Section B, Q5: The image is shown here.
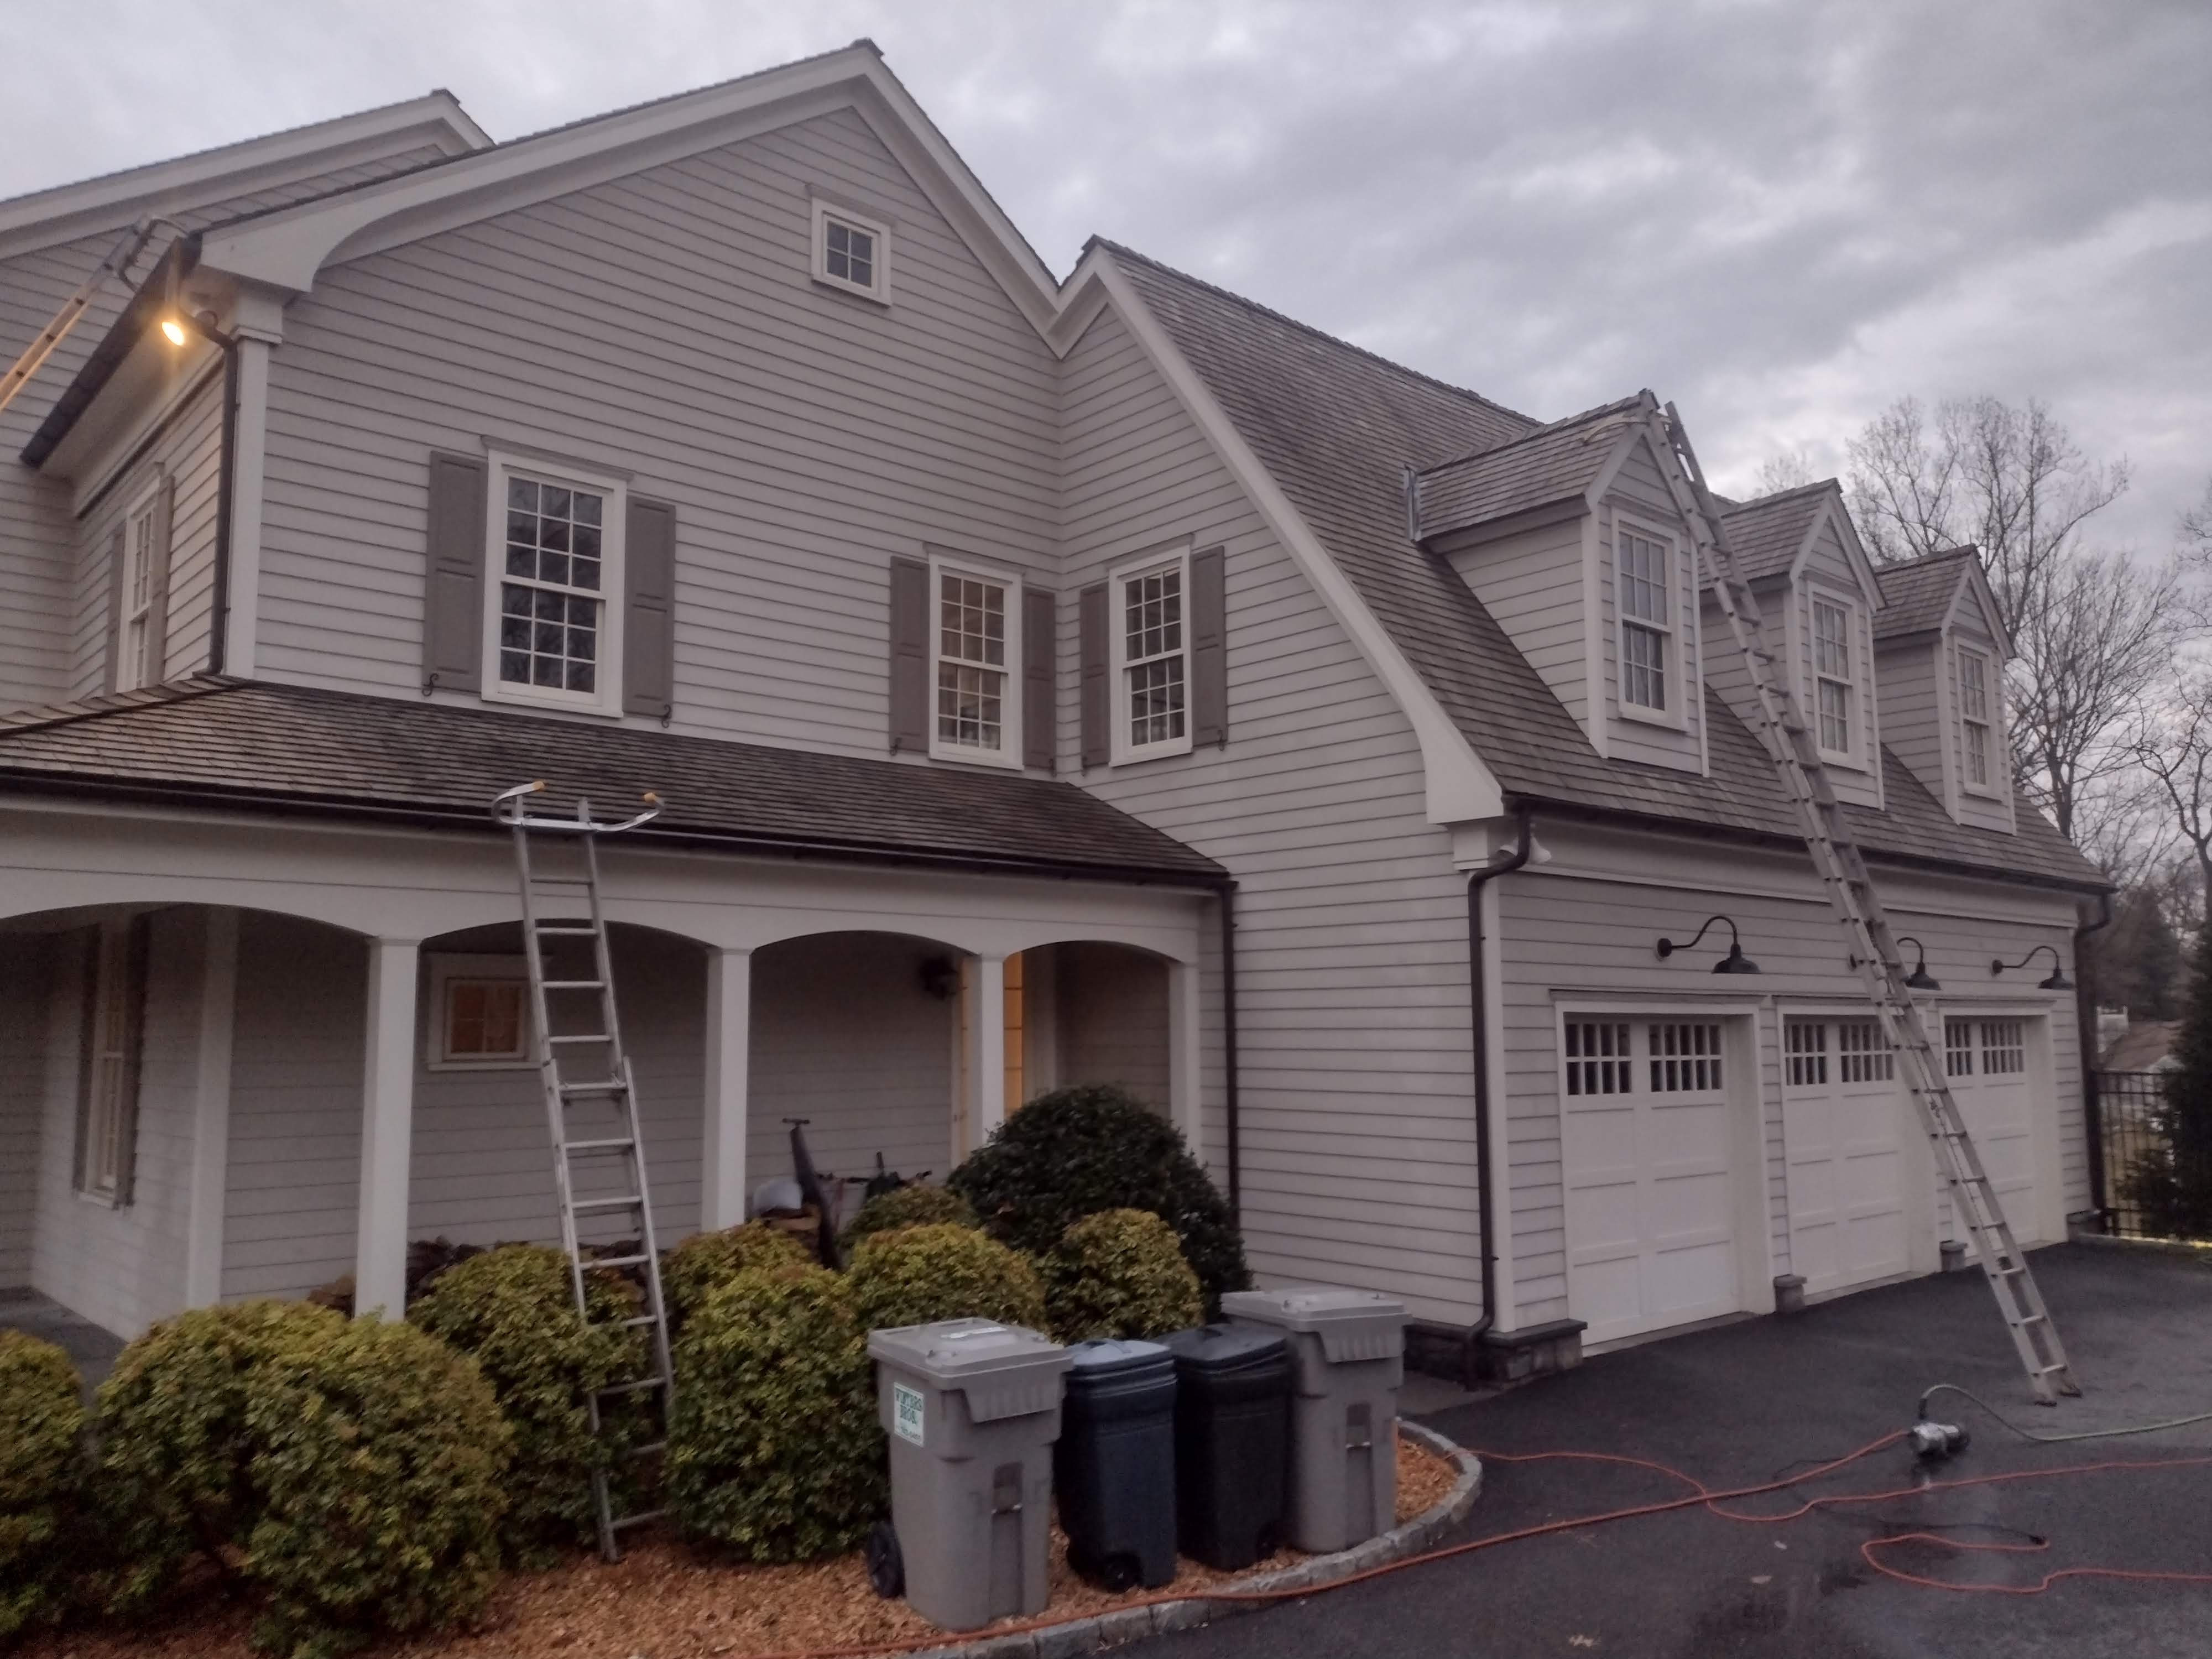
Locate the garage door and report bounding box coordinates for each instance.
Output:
[1943,1016,2040,1248]
[1562,1018,1739,1344]
[1782,1018,1910,1296]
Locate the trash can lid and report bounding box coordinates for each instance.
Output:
[1158,1322,1288,1374]
[867,1317,1071,1382]
[1063,1337,1173,1380]
[1220,1287,1406,1362]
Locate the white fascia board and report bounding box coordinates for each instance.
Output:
[1815,492,1888,611]
[1083,247,1504,826]
[0,93,488,262]
[1949,558,2013,659]
[1577,415,1660,514]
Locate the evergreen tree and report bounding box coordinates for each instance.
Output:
[2125,921,2212,1238]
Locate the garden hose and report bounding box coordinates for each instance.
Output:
[1917,1382,2212,1443]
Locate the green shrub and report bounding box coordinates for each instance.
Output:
[844,1223,1046,1333]
[660,1222,809,1334]
[1040,1208,1206,1343]
[241,1315,510,1658]
[666,1266,883,1562]
[0,1331,84,1641]
[949,1084,1250,1310]
[838,1182,977,1253]
[408,1244,641,1560]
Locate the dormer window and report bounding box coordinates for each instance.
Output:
[1618,526,1672,715]
[1959,646,1996,792]
[812,198,890,302]
[1812,594,1856,761]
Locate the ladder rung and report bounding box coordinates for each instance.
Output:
[544,979,605,990]
[590,1253,652,1270]
[617,1313,659,1328]
[560,1079,628,1096]
[622,1441,667,1460]
[535,922,600,935]
[549,1032,613,1045]
[572,1194,644,1212]
[599,1375,668,1396]
[610,1510,666,1531]
[565,1136,636,1152]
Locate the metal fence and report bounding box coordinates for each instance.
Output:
[2094,1069,2190,1239]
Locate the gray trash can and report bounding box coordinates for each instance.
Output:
[1219,1286,1405,1553]
[867,1319,1072,1631]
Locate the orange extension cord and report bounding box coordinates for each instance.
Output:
[731,1432,2212,1659]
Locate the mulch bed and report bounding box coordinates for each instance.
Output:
[26,1432,1458,1659]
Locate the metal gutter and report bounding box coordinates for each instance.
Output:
[1464,804,1535,1354]
[1220,882,1241,1224]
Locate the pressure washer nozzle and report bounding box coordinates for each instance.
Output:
[1908,1420,1970,1459]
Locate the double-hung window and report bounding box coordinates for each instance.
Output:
[117,483,161,692]
[929,558,1019,766]
[1111,549,1191,763]
[75,916,146,1204]
[1812,594,1856,761]
[483,456,625,715]
[1958,647,1996,792]
[1617,527,1673,716]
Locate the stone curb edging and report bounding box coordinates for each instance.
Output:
[907,1423,1484,1659]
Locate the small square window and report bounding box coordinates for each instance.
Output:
[812,199,891,302]
[429,956,534,1069]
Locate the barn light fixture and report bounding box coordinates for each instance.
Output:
[159,317,188,346]
[1656,915,1760,974]
[1991,943,2070,990]
[1851,936,1940,990]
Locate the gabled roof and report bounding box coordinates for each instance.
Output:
[1871,546,2011,653]
[1411,394,1651,541]
[1721,481,1833,580]
[0,679,1225,887]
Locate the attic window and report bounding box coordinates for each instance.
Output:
[1958,646,1996,792]
[1618,528,1672,714]
[1812,594,1856,761]
[813,199,890,302]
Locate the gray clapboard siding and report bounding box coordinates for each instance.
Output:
[254,108,1063,762]
[1060,302,1484,1325]
[1444,515,1590,733]
[1057,942,1170,1104]
[0,935,51,1286]
[1599,441,1704,771]
[1876,639,1949,808]
[0,140,461,714]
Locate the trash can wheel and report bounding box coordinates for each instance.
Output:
[865,1520,905,1598]
[1093,1553,1140,1593]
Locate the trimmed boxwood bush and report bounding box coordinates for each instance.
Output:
[660,1221,809,1334]
[843,1223,1046,1333]
[838,1182,977,1253]
[949,1084,1250,1309]
[408,1244,641,1560]
[1040,1208,1205,1343]
[666,1266,883,1562]
[1,1330,84,1641]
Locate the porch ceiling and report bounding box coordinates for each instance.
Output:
[0,677,1226,887]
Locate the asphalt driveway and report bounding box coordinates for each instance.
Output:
[1143,1244,2212,1659]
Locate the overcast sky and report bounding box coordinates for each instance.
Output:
[7,0,2205,550]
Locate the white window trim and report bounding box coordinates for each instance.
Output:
[116,477,164,694]
[811,197,893,304]
[926,551,1022,770]
[1613,514,1687,731]
[479,451,628,718]
[1109,543,1195,766]
[1808,586,1863,769]
[1956,643,2002,798]
[427,953,534,1071]
[74,916,140,1207]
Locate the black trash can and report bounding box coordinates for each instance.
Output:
[1053,1338,1178,1590]
[1159,1323,1290,1569]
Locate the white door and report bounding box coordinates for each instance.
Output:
[1562,1018,1739,1344]
[1782,1018,1910,1296]
[1941,1016,2042,1247]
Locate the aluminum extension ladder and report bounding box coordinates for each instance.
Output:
[1656,407,2079,1406]
[494,780,680,1554]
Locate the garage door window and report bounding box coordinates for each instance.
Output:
[1564,1021,1631,1095]
[1650,1022,1722,1092]
[1980,1020,2025,1075]
[1837,1019,1893,1082]
[1945,1019,1975,1076]
[1786,1021,1827,1087]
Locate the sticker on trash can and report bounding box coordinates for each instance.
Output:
[892,1380,925,1446]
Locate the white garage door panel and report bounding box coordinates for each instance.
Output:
[1563,1019,1740,1344]
[1783,1018,1910,1296]
[1943,1017,2041,1251]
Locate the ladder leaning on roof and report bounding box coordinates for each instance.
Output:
[1656,406,2079,1407]
[493,780,677,1556]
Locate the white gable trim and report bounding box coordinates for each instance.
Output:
[1786,491,1886,608]
[0,93,487,262]
[1080,248,1503,825]
[1942,558,2013,658]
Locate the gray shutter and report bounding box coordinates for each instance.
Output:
[1079,581,1109,769]
[142,476,176,684]
[101,525,128,693]
[422,451,487,693]
[889,555,929,753]
[1191,545,1228,749]
[112,917,150,1208]
[1022,586,1055,770]
[623,496,677,721]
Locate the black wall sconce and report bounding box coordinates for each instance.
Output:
[1657,915,1761,974]
[1991,943,2070,990]
[1850,936,1940,990]
[919,956,959,1000]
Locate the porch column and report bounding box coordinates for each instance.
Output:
[1167,958,1203,1155]
[701,946,751,1232]
[354,938,419,1317]
[184,907,240,1308]
[966,952,1008,1152]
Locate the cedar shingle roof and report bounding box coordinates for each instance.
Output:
[0,679,1225,885]
[1874,547,1980,639]
[1107,244,2104,893]
[1412,395,1649,541]
[1720,481,1834,581]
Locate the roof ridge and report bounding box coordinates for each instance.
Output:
[0,675,244,737]
[1094,238,1541,431]
[1720,477,1839,514]
[1414,392,1651,479]
[1874,542,1980,573]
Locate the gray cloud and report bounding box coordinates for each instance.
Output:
[6,0,2204,549]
